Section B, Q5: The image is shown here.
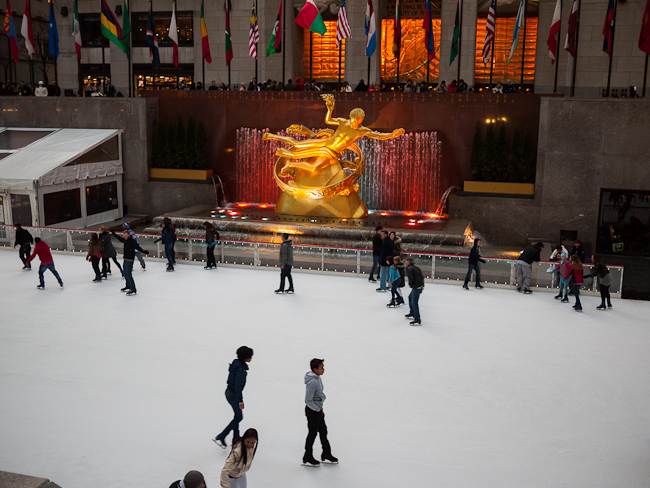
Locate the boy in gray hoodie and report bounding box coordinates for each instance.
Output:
[303,358,338,467]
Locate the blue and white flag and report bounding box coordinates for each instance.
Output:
[364,0,376,57]
[507,0,525,65]
[48,0,59,60]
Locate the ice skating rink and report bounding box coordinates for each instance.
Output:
[2,248,650,488]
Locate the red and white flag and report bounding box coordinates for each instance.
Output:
[564,0,579,56]
[482,0,496,65]
[169,2,179,67]
[21,0,35,58]
[336,0,351,47]
[249,0,259,58]
[547,0,562,64]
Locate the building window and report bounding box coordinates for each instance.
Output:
[474,17,537,85]
[133,64,194,91]
[303,21,343,81]
[80,14,109,47]
[380,18,440,84]
[597,190,650,256]
[86,182,119,216]
[44,189,82,226]
[132,12,193,47]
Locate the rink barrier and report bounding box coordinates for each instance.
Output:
[0,224,624,296]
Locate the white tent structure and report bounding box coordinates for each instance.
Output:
[0,128,123,229]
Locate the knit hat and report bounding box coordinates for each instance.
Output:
[122,221,131,229]
[561,252,567,258]
[182,470,204,488]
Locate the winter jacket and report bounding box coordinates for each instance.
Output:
[564,264,584,285]
[112,232,147,260]
[406,263,425,288]
[570,245,586,263]
[556,258,570,277]
[100,231,117,258]
[391,236,403,255]
[468,239,486,265]
[86,240,102,259]
[396,261,406,287]
[26,240,54,265]
[380,236,394,266]
[304,371,326,412]
[220,442,256,488]
[206,228,219,246]
[518,242,544,265]
[155,222,176,245]
[388,265,401,284]
[584,262,612,287]
[549,245,568,260]
[280,239,294,266]
[372,232,383,256]
[14,227,33,246]
[226,359,249,403]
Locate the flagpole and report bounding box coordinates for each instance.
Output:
[202,58,205,88]
[255,0,258,83]
[519,0,527,90]
[338,44,342,90]
[569,0,581,97]
[367,57,370,85]
[553,0,562,94]
[128,33,132,97]
[310,31,313,82]
[457,0,462,83]
[605,0,618,97]
[489,1,496,90]
[28,0,34,86]
[643,54,648,97]
[281,0,286,85]
[102,43,106,94]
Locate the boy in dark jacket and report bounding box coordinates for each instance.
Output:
[13,223,34,269]
[154,217,176,271]
[112,229,149,296]
[515,241,544,294]
[463,238,486,289]
[405,257,424,326]
[368,226,383,282]
[377,230,394,292]
[214,346,254,448]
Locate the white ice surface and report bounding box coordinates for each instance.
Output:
[1,249,650,488]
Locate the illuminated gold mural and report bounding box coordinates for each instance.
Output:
[303,21,345,81]
[474,18,537,84]
[381,19,441,83]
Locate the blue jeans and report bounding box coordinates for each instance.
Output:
[408,288,423,322]
[390,279,402,302]
[369,255,380,280]
[123,259,135,291]
[164,243,175,268]
[38,263,62,286]
[463,262,480,286]
[379,265,389,290]
[559,278,569,297]
[218,389,243,442]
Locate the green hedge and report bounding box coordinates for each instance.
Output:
[152,114,210,170]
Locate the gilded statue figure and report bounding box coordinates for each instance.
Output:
[263,94,405,219]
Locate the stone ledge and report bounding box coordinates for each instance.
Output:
[0,471,63,488]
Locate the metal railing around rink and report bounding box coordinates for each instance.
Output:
[0,224,624,296]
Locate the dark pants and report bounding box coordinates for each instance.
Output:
[369,255,380,280]
[19,244,31,267]
[102,256,123,276]
[463,262,481,287]
[279,265,293,291]
[573,284,582,309]
[409,288,423,322]
[304,406,331,458]
[91,256,101,278]
[207,243,216,267]
[218,389,243,442]
[164,243,175,268]
[390,279,402,303]
[123,259,136,291]
[599,284,611,306]
[38,263,62,286]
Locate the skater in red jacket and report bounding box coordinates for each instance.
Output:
[25,238,63,289]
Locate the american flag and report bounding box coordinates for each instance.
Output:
[482,0,496,65]
[336,0,352,47]
[249,0,259,58]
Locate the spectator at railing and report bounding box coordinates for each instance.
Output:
[503,79,515,93]
[458,79,468,92]
[34,81,48,97]
[354,79,367,92]
[448,80,458,92]
[296,77,305,91]
[437,80,447,92]
[367,81,379,92]
[18,81,32,96]
[493,82,503,93]
[209,80,218,90]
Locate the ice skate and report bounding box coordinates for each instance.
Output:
[386,300,397,308]
[475,284,484,289]
[607,301,613,309]
[516,286,522,292]
[554,293,562,299]
[212,437,227,449]
[126,290,137,296]
[462,284,469,290]
[285,288,294,294]
[523,288,532,294]
[302,455,320,467]
[121,287,129,292]
[321,454,339,464]
[409,320,422,326]
[37,284,44,290]
[561,296,569,303]
[405,314,413,319]
[596,304,606,310]
[274,289,284,294]
[376,287,387,292]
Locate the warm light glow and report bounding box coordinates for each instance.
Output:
[303,21,343,81]
[406,222,417,226]
[381,19,441,83]
[236,203,249,207]
[259,204,268,208]
[405,212,415,216]
[380,212,390,216]
[228,211,240,216]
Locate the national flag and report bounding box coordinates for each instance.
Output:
[101,0,127,54]
[364,0,376,57]
[640,0,650,55]
[482,0,495,65]
[449,0,460,65]
[121,0,130,59]
[336,0,351,47]
[392,0,400,56]
[602,0,615,55]
[224,0,233,65]
[3,0,19,62]
[547,0,561,64]
[564,0,579,56]
[201,0,212,62]
[21,0,35,58]
[248,0,259,58]
[295,0,327,36]
[168,2,178,67]
[48,0,59,60]
[71,0,81,59]
[266,0,282,56]
[145,2,160,68]
[423,0,434,61]
[507,0,524,65]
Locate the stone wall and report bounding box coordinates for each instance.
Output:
[449,97,650,247]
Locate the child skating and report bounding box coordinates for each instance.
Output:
[386,256,405,307]
[564,255,584,311]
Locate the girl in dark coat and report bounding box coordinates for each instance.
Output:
[584,254,613,310]
[99,225,122,278]
[86,233,103,282]
[204,221,219,269]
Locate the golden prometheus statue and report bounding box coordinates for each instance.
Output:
[263,94,405,219]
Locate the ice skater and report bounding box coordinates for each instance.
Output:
[111,229,149,296]
[463,238,486,289]
[368,225,383,282]
[303,358,338,467]
[25,238,63,289]
[515,241,544,294]
[86,233,103,282]
[554,253,570,301]
[123,222,146,270]
[214,346,254,449]
[220,428,258,488]
[99,225,122,278]
[13,223,33,270]
[155,217,177,272]
[387,256,405,307]
[404,257,424,326]
[275,233,294,294]
[204,221,219,269]
[584,254,612,310]
[169,470,206,488]
[377,230,394,292]
[564,255,584,311]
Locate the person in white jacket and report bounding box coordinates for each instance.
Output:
[220,428,258,488]
[34,81,48,97]
[303,358,338,467]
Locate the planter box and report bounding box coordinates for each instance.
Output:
[150,168,214,180]
[463,181,534,195]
